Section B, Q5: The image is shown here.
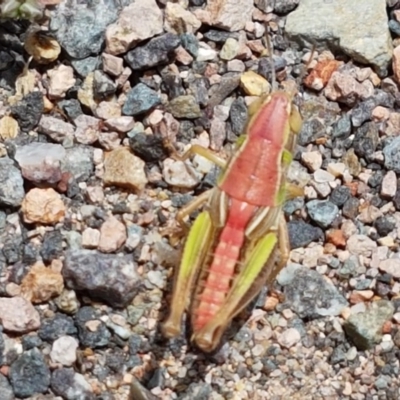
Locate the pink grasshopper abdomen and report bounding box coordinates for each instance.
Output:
[193,198,257,330]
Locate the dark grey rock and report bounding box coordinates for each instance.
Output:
[51,368,94,400]
[0,374,13,400]
[167,95,201,119]
[203,30,239,43]
[368,169,384,188]
[342,197,359,219]
[287,220,323,249]
[61,145,94,182]
[389,19,400,36]
[179,382,213,400]
[63,250,140,308]
[40,230,63,263]
[58,99,83,120]
[351,98,376,127]
[331,115,351,139]
[374,215,396,237]
[122,83,161,116]
[124,33,181,70]
[22,334,43,350]
[75,306,111,348]
[9,348,51,398]
[273,0,300,14]
[147,368,165,390]
[353,122,379,160]
[0,158,24,207]
[283,197,304,215]
[343,300,394,350]
[50,0,119,59]
[188,77,209,107]
[128,334,143,355]
[306,200,338,228]
[2,237,22,264]
[208,73,241,108]
[298,118,325,146]
[384,136,400,173]
[330,185,350,206]
[279,265,348,319]
[180,33,199,57]
[71,56,100,77]
[129,378,158,400]
[93,70,117,99]
[258,56,287,81]
[10,91,44,132]
[189,0,205,5]
[230,97,248,135]
[330,345,346,364]
[38,313,77,342]
[162,72,185,99]
[129,132,169,163]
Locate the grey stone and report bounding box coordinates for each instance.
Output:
[287,220,323,249]
[51,368,94,400]
[71,56,100,77]
[0,158,24,207]
[50,0,119,59]
[306,200,339,228]
[61,145,94,182]
[63,250,140,308]
[122,83,161,116]
[279,266,348,319]
[286,0,392,75]
[125,33,181,70]
[343,300,395,350]
[10,91,44,132]
[9,348,51,398]
[384,136,400,173]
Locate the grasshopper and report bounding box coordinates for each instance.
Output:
[162,62,304,353]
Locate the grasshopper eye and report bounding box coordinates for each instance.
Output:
[289,106,302,134]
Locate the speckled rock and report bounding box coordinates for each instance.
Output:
[38,313,77,342]
[10,91,44,132]
[51,368,93,400]
[207,0,254,32]
[103,147,148,192]
[9,348,51,398]
[383,136,400,173]
[63,250,140,308]
[0,296,40,333]
[50,336,79,366]
[167,95,202,119]
[165,2,201,34]
[105,0,163,55]
[75,306,111,348]
[122,83,161,116]
[306,200,338,228]
[98,216,127,253]
[288,220,324,249]
[286,0,392,75]
[50,0,119,59]
[344,300,395,350]
[21,188,66,225]
[15,142,66,184]
[129,132,169,163]
[279,265,348,319]
[125,33,181,70]
[21,263,64,304]
[0,157,25,207]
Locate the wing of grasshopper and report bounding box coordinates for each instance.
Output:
[162,210,214,338]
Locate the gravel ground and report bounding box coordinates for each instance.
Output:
[1,0,400,399]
